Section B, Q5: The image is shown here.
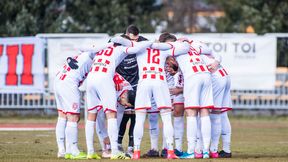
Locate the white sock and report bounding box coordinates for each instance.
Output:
[210,114,221,153]
[174,116,184,151]
[133,112,146,151]
[116,105,125,129]
[195,118,203,153]
[160,111,174,151]
[107,118,118,155]
[221,112,231,153]
[148,113,159,150]
[201,116,211,153]
[66,121,80,156]
[187,116,197,154]
[55,117,66,152]
[96,112,107,151]
[85,120,96,155]
[162,128,167,149]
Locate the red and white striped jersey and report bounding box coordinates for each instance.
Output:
[89,41,152,78]
[136,42,190,82]
[201,55,229,77]
[175,43,210,79]
[194,40,227,77]
[55,51,93,86]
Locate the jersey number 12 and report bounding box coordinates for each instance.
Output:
[147,49,160,64]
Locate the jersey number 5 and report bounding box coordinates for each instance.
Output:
[147,49,160,64]
[97,47,114,56]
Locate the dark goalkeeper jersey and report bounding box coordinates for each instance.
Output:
[116,54,139,87]
[116,36,148,88]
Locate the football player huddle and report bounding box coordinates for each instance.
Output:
[54,25,232,160]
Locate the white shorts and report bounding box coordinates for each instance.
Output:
[88,98,102,113]
[220,76,232,112]
[172,94,184,106]
[184,73,214,109]
[87,92,126,114]
[86,74,117,113]
[211,75,232,112]
[54,79,81,114]
[135,80,172,111]
[87,81,130,114]
[147,97,160,113]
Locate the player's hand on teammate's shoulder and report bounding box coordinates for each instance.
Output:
[207,60,220,72]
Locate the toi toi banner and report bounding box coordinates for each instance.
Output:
[0,37,45,93]
[47,34,277,91]
[133,34,277,90]
[184,35,277,90]
[47,37,110,91]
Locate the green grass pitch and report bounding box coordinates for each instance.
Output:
[0,116,288,162]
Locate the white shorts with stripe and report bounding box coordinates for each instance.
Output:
[86,74,117,113]
[211,75,232,112]
[54,79,81,114]
[135,80,172,111]
[184,73,214,109]
[172,94,184,106]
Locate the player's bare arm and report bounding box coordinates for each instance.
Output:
[169,87,183,95]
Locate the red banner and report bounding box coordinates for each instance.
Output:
[0,37,44,93]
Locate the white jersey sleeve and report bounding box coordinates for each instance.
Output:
[169,42,190,56]
[56,52,92,86]
[201,54,229,77]
[210,51,222,63]
[125,41,153,54]
[110,36,133,47]
[151,42,173,50]
[194,41,222,63]
[80,43,114,59]
[150,42,190,57]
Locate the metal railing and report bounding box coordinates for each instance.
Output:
[1,71,288,110]
[0,90,86,109]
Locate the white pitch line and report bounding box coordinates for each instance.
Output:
[0,128,55,131]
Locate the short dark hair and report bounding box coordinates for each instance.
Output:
[159,32,177,42]
[126,25,139,35]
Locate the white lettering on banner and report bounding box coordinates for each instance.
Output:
[47,37,109,92]
[47,34,276,91]
[0,37,45,93]
[184,36,277,90]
